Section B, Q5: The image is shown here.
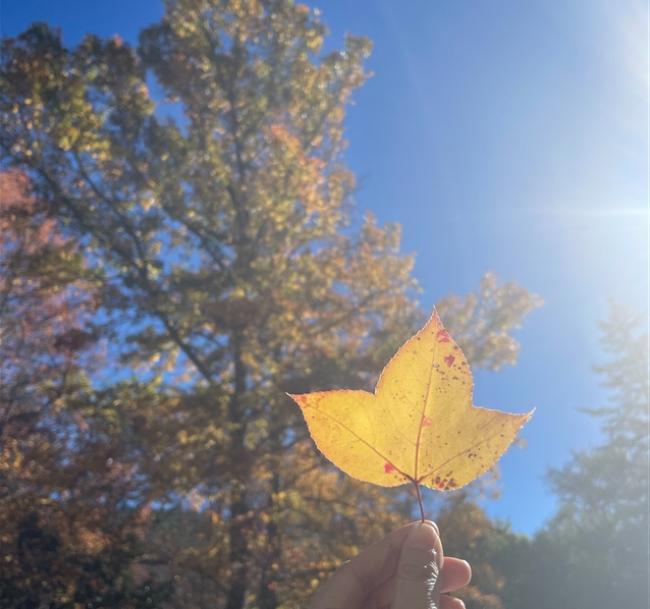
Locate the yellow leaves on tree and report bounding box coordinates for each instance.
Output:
[289,310,533,519]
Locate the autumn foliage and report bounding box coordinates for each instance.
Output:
[1,2,645,609]
[290,311,532,505]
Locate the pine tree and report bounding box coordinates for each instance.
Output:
[504,304,649,609]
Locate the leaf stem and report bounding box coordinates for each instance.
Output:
[413,480,425,523]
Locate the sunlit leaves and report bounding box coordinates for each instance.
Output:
[290,312,532,502]
[0,2,542,607]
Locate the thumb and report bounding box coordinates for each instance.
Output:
[391,522,442,609]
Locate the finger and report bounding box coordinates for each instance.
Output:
[309,564,366,609]
[440,594,466,609]
[390,522,442,609]
[440,557,472,592]
[310,522,430,609]
[347,520,441,591]
[369,592,467,609]
[367,555,471,607]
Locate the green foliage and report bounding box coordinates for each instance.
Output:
[437,304,650,609]
[540,304,649,609]
[490,304,649,609]
[436,496,521,609]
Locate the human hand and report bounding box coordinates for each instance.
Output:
[309,521,471,609]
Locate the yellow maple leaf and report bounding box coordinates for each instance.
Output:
[288,310,533,517]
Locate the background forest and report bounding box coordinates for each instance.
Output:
[1,1,648,608]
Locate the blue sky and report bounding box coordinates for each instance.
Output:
[3,0,648,534]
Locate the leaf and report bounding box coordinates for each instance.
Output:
[288,310,533,494]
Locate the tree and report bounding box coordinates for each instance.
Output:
[0,170,172,608]
[500,304,649,609]
[434,490,548,609]
[1,3,540,607]
[0,169,94,455]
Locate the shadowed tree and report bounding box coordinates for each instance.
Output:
[491,305,649,609]
[539,304,649,609]
[0,170,172,607]
[434,492,536,609]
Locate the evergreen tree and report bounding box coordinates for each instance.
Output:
[505,305,649,609]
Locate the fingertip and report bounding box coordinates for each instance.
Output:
[440,595,466,609]
[462,559,471,580]
[401,520,440,544]
[423,519,440,536]
[440,556,472,592]
[405,521,439,549]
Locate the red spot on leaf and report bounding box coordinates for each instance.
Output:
[436,329,450,343]
[384,462,396,474]
[421,416,431,427]
[444,354,455,367]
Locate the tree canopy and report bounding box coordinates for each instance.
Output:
[8,2,625,609]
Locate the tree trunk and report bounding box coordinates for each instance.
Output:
[258,469,281,609]
[225,484,250,609]
[225,332,251,609]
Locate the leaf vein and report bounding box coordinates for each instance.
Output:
[417,415,515,483]
[303,405,410,480]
